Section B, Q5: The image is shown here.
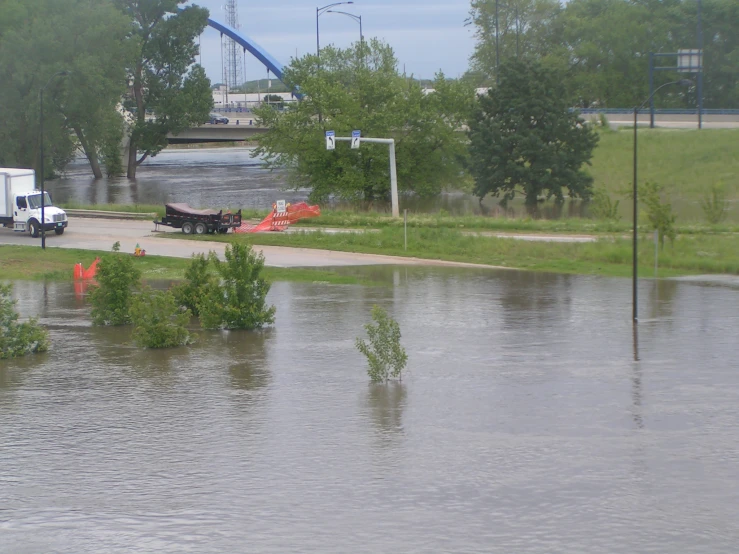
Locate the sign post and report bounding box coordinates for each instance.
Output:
[351,130,361,149]
[325,130,335,150]
[329,135,399,218]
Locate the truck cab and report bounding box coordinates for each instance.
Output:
[1,168,68,237]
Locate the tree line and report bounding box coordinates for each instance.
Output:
[0,0,213,180]
[466,0,738,109]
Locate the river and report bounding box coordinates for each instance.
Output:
[47,147,571,217]
[2,267,738,552]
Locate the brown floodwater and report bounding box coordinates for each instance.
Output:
[2,267,738,552]
[48,147,725,221]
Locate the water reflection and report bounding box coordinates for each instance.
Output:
[366,382,406,440]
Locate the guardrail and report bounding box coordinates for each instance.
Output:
[578,108,739,115]
[64,209,156,220]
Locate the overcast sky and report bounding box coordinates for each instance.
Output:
[188,0,476,84]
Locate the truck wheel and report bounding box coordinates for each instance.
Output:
[55,227,65,235]
[218,228,229,234]
[182,221,194,234]
[194,222,207,235]
[28,219,40,238]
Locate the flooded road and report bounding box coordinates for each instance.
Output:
[2,267,739,552]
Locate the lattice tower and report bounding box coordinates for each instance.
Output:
[222,0,244,92]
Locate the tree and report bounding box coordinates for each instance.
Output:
[1,284,49,359]
[115,0,212,178]
[199,243,276,330]
[254,40,475,204]
[355,305,408,383]
[130,288,192,348]
[171,253,213,317]
[468,60,599,206]
[468,0,562,83]
[89,252,142,326]
[0,0,131,177]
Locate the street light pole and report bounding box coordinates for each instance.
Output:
[38,70,70,250]
[632,78,692,323]
[326,10,362,47]
[316,1,354,58]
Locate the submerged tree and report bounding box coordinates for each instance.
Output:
[89,252,142,326]
[356,305,408,383]
[0,0,132,176]
[199,243,276,331]
[130,288,192,348]
[468,59,599,207]
[114,0,212,178]
[255,40,475,204]
[1,284,49,359]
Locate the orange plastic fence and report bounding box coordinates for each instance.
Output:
[73,257,100,280]
[235,202,321,234]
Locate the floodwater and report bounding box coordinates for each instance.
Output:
[2,267,739,553]
[47,146,727,221]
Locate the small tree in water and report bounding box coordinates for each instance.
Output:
[356,305,408,383]
[130,288,192,348]
[89,252,141,325]
[199,243,276,330]
[172,253,213,317]
[1,284,49,359]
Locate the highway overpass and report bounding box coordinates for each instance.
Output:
[167,123,268,144]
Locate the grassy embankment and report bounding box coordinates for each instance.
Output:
[0,245,379,285]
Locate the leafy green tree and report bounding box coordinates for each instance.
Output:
[0,0,132,176]
[355,305,408,383]
[1,284,49,359]
[468,0,562,83]
[199,243,275,330]
[255,40,475,204]
[115,0,212,178]
[641,181,677,248]
[171,253,213,317]
[468,60,599,206]
[130,288,192,348]
[700,181,730,224]
[89,253,142,325]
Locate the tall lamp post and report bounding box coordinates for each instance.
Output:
[632,79,692,323]
[316,1,353,58]
[326,10,363,47]
[39,70,70,250]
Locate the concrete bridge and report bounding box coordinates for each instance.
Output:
[167,122,269,144]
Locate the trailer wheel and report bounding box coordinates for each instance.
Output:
[28,219,40,238]
[54,227,65,235]
[182,221,194,234]
[194,222,207,235]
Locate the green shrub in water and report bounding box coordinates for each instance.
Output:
[172,253,213,317]
[356,305,408,383]
[0,283,49,359]
[199,243,276,330]
[89,253,141,325]
[130,288,192,348]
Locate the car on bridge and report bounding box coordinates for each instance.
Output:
[208,113,229,124]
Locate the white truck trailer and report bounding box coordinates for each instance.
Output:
[0,168,68,237]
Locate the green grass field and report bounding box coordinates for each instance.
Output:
[168,227,739,277]
[590,128,739,222]
[0,245,381,285]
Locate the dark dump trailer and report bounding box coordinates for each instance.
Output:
[155,203,242,234]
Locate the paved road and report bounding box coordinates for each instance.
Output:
[0,218,498,269]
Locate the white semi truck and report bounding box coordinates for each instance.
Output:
[0,168,68,237]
